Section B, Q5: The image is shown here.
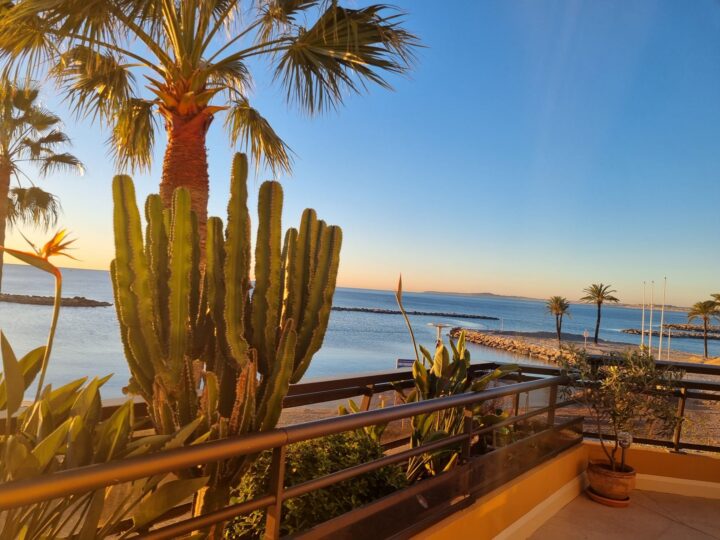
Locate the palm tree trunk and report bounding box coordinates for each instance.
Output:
[594,302,601,344]
[160,111,212,253]
[556,315,561,344]
[704,319,708,359]
[0,161,10,294]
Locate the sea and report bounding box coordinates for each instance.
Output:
[0,265,715,398]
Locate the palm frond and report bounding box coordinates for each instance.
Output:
[38,152,85,176]
[274,4,418,114]
[109,98,157,172]
[256,0,319,43]
[50,45,136,123]
[225,97,292,173]
[6,186,61,230]
[205,59,252,99]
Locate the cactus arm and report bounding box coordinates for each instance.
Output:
[292,225,342,382]
[279,228,297,326]
[224,153,251,367]
[111,175,164,379]
[288,209,318,328]
[257,321,296,431]
[110,260,153,398]
[145,195,170,354]
[251,180,284,376]
[167,188,194,388]
[188,211,201,329]
[229,360,256,436]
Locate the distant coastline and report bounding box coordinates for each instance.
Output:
[422,290,689,311]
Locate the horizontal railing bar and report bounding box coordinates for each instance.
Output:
[472,405,554,437]
[0,376,566,510]
[284,433,469,500]
[138,494,275,540]
[583,432,720,453]
[685,391,720,402]
[281,376,569,444]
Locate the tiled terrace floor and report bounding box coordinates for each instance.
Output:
[530,490,720,539]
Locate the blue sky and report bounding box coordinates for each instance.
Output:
[6,0,720,305]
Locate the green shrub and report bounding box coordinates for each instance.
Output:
[225,431,406,538]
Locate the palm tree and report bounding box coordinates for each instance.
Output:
[581,283,619,345]
[712,293,720,306]
[688,300,720,359]
[546,296,570,346]
[0,81,82,291]
[0,1,418,243]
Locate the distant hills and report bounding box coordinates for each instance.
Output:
[422,291,541,302]
[421,290,689,311]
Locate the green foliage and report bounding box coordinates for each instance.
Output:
[225,431,406,539]
[394,278,517,481]
[559,349,682,471]
[0,326,202,538]
[338,398,387,443]
[111,152,342,512]
[0,247,205,538]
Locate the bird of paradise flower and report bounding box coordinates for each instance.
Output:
[0,230,76,400]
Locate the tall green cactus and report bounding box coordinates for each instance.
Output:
[111,153,341,513]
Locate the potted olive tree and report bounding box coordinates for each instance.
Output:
[559,350,681,505]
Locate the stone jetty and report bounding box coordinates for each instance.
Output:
[450,328,571,363]
[331,307,498,321]
[0,294,112,307]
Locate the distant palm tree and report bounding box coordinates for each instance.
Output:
[712,293,720,306]
[0,1,418,244]
[0,81,82,291]
[688,300,720,359]
[546,296,570,345]
[581,283,620,345]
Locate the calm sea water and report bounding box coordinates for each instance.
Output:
[0,265,714,397]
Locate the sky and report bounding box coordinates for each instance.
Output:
[5,0,720,306]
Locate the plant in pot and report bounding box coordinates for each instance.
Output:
[559,349,682,505]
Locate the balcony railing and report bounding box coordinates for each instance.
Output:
[0,356,717,538]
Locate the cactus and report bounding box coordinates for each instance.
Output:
[111,153,342,513]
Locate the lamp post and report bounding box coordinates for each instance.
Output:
[583,329,589,349]
[427,322,450,347]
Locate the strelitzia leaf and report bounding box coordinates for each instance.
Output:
[0,247,57,275]
[132,477,209,528]
[0,346,44,410]
[31,418,73,471]
[1,332,25,415]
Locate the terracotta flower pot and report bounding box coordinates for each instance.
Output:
[586,461,636,502]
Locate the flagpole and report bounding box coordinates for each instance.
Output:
[658,277,667,358]
[648,281,655,352]
[641,281,646,348]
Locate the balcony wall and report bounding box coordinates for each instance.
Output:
[414,442,720,540]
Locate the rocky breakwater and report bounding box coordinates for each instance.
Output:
[450,327,571,364]
[0,294,111,307]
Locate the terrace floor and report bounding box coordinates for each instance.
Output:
[529,490,720,539]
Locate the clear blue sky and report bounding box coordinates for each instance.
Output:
[7,0,720,305]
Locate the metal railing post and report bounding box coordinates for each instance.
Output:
[672,387,687,453]
[512,369,522,416]
[547,384,558,427]
[461,406,473,462]
[360,385,375,411]
[264,445,287,540]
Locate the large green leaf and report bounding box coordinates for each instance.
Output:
[31,417,73,471]
[0,345,44,410]
[1,332,25,416]
[132,477,209,528]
